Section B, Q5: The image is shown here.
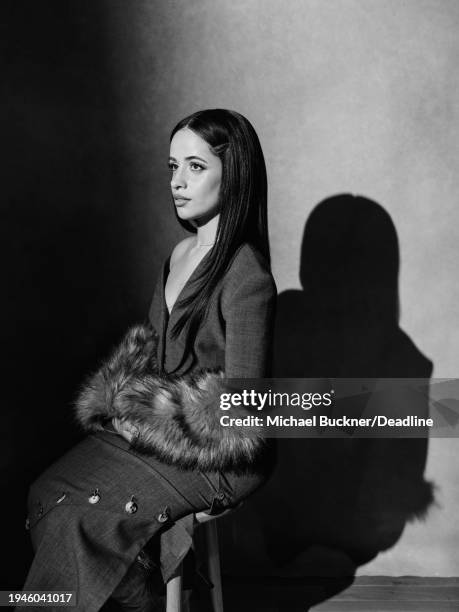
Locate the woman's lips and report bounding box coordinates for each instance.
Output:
[174,197,191,207]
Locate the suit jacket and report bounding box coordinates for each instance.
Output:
[149,242,277,378]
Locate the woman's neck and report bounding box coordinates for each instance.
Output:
[194,213,219,247]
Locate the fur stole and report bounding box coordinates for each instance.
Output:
[74,324,268,473]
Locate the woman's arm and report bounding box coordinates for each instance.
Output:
[75,324,267,473]
[223,264,277,379]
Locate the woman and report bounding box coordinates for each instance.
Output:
[24,109,277,611]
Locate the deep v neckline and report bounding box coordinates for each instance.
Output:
[163,249,212,320]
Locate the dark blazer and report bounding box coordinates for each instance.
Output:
[149,242,277,378]
[23,242,277,611]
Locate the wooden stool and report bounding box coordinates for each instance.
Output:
[166,508,233,612]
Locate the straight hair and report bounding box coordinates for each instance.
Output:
[168,109,270,366]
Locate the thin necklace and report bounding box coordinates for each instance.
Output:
[196,242,215,247]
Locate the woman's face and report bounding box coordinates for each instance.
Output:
[169,128,222,224]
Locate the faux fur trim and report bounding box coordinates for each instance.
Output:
[75,324,268,473]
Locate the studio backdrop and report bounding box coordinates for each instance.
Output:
[2,0,458,589]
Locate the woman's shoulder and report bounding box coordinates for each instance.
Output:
[165,238,276,297]
[228,242,273,276]
[222,243,277,302]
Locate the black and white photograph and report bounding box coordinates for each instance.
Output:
[3,1,459,610]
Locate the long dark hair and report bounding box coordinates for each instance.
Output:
[168,108,270,349]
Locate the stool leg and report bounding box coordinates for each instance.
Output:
[166,562,183,612]
[205,521,224,612]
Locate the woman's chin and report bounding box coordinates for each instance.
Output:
[177,208,203,222]
[176,205,220,228]
[176,207,195,221]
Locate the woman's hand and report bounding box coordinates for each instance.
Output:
[112,417,139,443]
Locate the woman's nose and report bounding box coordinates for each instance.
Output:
[171,167,186,189]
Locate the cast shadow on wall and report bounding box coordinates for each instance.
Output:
[220,194,435,608]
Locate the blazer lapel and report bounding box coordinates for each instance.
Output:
[162,250,212,375]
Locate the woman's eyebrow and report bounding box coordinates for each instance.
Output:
[186,155,208,162]
[168,155,208,163]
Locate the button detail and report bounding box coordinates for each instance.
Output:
[125,496,138,515]
[216,492,226,501]
[88,489,100,504]
[157,506,170,523]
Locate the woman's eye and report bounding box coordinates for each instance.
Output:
[168,162,178,172]
[190,162,205,172]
